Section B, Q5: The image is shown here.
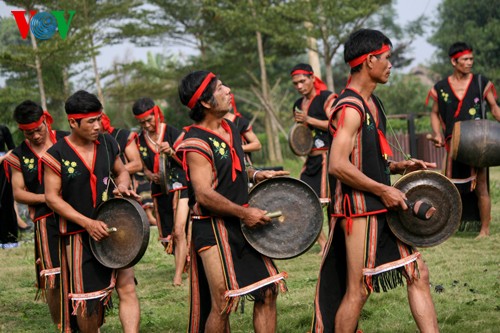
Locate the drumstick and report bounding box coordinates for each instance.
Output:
[266,211,282,218]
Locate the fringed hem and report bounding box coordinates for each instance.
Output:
[69,287,114,316]
[221,272,288,314]
[363,252,420,293]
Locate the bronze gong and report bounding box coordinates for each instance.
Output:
[289,123,313,156]
[450,119,500,168]
[242,177,323,259]
[90,197,150,269]
[387,170,461,247]
[158,153,171,194]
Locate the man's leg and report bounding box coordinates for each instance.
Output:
[475,167,491,237]
[116,268,140,333]
[198,246,230,333]
[334,217,369,333]
[406,257,439,333]
[253,288,277,333]
[173,198,189,286]
[46,287,61,325]
[75,303,103,333]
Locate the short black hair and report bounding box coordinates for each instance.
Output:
[448,42,473,58]
[290,63,313,76]
[178,71,217,122]
[344,29,392,73]
[13,100,43,124]
[65,90,102,116]
[132,97,155,116]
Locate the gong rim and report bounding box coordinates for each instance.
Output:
[242,177,323,259]
[387,170,461,247]
[90,197,150,269]
[289,123,313,156]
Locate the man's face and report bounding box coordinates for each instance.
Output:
[371,50,392,84]
[292,74,314,96]
[71,115,102,141]
[137,114,156,134]
[452,54,474,74]
[22,122,47,146]
[209,80,232,117]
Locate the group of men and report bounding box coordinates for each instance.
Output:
[2,28,498,333]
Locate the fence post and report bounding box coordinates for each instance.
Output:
[407,114,417,158]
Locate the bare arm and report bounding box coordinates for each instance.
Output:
[430,100,445,147]
[242,129,262,153]
[112,157,139,198]
[123,141,143,174]
[187,151,270,228]
[44,165,110,241]
[329,107,407,210]
[295,111,329,131]
[11,167,45,205]
[485,89,500,121]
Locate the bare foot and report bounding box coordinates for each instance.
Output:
[173,276,183,286]
[475,232,489,240]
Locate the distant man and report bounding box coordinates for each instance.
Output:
[290,63,337,254]
[427,42,500,238]
[6,101,67,327]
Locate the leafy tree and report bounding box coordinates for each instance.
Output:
[429,0,500,83]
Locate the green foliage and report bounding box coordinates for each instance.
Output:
[429,0,500,83]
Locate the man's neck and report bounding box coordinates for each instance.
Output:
[347,73,377,101]
[451,71,471,81]
[303,88,316,100]
[67,132,95,148]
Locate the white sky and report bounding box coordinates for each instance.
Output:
[0,0,441,80]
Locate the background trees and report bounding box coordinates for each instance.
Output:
[1,0,498,161]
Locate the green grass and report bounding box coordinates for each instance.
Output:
[1,166,499,332]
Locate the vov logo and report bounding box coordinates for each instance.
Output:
[11,10,76,40]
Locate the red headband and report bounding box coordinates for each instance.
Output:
[291,70,327,95]
[134,105,164,135]
[18,111,52,131]
[101,113,114,133]
[451,49,472,60]
[18,111,57,144]
[187,72,216,109]
[67,111,102,120]
[348,44,391,68]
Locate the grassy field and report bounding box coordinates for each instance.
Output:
[1,166,499,332]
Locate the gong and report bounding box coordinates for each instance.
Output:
[289,123,313,156]
[90,197,150,269]
[387,170,461,247]
[242,177,323,259]
[158,153,171,194]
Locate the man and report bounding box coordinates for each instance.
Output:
[290,63,337,254]
[5,101,67,327]
[176,71,289,332]
[132,98,188,286]
[43,90,138,333]
[0,124,18,248]
[224,93,262,167]
[311,29,439,333]
[426,42,500,238]
[100,113,142,332]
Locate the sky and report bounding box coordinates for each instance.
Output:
[0,0,442,78]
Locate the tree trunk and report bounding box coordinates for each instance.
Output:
[83,0,105,106]
[250,0,282,164]
[29,32,47,110]
[62,67,70,99]
[305,22,321,78]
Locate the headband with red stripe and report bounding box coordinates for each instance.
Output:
[18,111,53,131]
[187,72,216,109]
[67,111,102,120]
[290,70,328,95]
[348,44,391,68]
[451,49,472,60]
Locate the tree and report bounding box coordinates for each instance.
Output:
[429,0,500,84]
